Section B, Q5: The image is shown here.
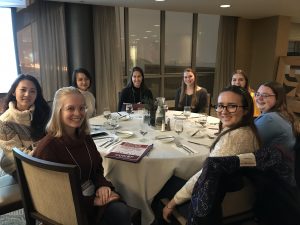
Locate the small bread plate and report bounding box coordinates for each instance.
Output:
[118,114,131,121]
[187,130,205,138]
[155,135,175,143]
[174,115,186,120]
[103,122,120,130]
[116,130,134,138]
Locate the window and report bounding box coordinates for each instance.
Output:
[0,8,18,93]
[129,8,160,73]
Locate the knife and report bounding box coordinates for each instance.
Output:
[156,136,174,140]
[188,140,210,147]
[191,129,200,137]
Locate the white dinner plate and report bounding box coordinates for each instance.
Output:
[116,130,134,138]
[155,135,175,143]
[187,130,205,138]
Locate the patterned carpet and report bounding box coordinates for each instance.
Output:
[0,209,26,225]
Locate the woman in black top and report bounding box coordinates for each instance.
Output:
[118,66,153,111]
[175,68,208,113]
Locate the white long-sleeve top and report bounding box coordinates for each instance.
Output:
[173,126,259,205]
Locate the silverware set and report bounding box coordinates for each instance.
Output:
[98,137,121,148]
[174,139,194,154]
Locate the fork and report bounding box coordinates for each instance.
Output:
[174,139,193,154]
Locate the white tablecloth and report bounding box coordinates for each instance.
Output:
[89,110,219,225]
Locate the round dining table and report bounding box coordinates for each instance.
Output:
[89,110,219,225]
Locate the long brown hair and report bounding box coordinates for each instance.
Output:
[178,68,199,110]
[260,81,300,136]
[210,85,261,151]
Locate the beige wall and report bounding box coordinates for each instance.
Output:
[235,16,290,90]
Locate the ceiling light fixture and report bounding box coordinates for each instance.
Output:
[220,4,231,8]
[155,0,165,2]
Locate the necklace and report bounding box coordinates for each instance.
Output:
[64,141,92,180]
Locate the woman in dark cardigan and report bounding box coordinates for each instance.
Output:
[175,68,208,113]
[118,66,153,111]
[33,87,131,225]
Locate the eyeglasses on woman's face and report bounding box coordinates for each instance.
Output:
[214,104,245,113]
[62,105,87,114]
[254,92,275,98]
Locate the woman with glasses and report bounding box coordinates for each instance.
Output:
[152,85,260,225]
[0,74,50,176]
[175,68,208,113]
[255,81,299,152]
[231,69,260,117]
[33,87,131,225]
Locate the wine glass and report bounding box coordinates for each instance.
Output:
[139,116,149,141]
[174,119,184,137]
[126,103,133,114]
[183,106,191,119]
[103,107,111,120]
[198,113,208,128]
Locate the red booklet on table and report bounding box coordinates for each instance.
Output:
[105,141,153,163]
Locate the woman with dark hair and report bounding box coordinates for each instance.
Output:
[152,85,261,225]
[255,81,299,152]
[118,66,153,111]
[231,69,260,117]
[72,67,96,118]
[34,87,131,225]
[0,74,50,175]
[175,68,208,113]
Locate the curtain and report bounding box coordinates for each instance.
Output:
[36,1,69,101]
[93,6,123,113]
[212,16,238,104]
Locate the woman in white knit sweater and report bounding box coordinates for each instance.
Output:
[0,74,50,175]
[72,68,96,118]
[151,85,261,225]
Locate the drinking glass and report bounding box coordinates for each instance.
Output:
[198,113,208,128]
[183,106,191,119]
[137,107,145,118]
[174,119,184,136]
[139,116,149,141]
[126,103,133,114]
[103,107,111,120]
[109,115,119,134]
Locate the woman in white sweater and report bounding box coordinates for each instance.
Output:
[0,74,50,175]
[72,68,96,118]
[152,85,261,225]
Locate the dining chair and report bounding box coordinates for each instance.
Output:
[12,147,142,225]
[159,177,255,225]
[294,136,300,188]
[206,93,212,116]
[0,173,23,215]
[13,147,89,225]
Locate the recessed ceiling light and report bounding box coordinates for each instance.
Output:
[155,0,165,2]
[220,4,231,8]
[145,30,152,33]
[143,37,148,39]
[154,24,160,27]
